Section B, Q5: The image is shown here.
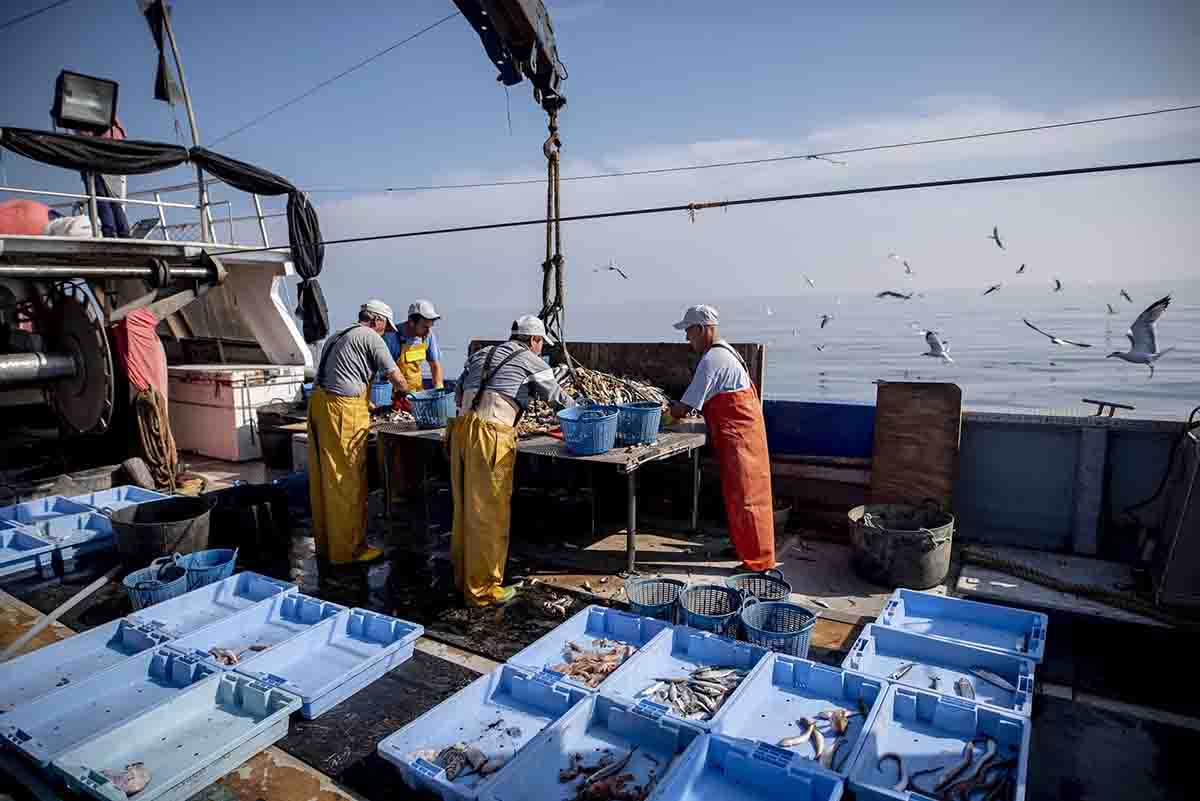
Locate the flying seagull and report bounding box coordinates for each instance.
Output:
[888,253,914,275]
[819,313,833,329]
[982,283,1003,296]
[1016,263,1026,274]
[814,344,826,352]
[1107,303,1118,315]
[1108,295,1174,378]
[876,290,914,300]
[988,226,1005,250]
[803,274,816,288]
[594,260,629,279]
[922,331,953,363]
[1053,278,1063,293]
[1120,289,1133,303]
[1023,318,1092,348]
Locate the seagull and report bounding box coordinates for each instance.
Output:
[982,283,1003,296]
[1106,303,1118,315]
[1120,289,1133,303]
[1023,318,1092,348]
[922,331,953,363]
[803,274,816,288]
[876,290,914,300]
[819,313,833,329]
[1016,263,1026,274]
[765,305,774,317]
[1108,295,1174,378]
[988,226,1005,250]
[814,344,826,352]
[594,259,629,279]
[1053,279,1063,293]
[889,253,914,275]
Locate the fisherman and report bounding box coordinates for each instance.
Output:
[450,315,576,607]
[308,299,409,565]
[668,304,776,571]
[383,299,445,391]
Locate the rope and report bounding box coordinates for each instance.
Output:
[537,103,580,377]
[134,387,178,492]
[960,546,1196,629]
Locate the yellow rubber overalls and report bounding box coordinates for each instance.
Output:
[448,345,525,607]
[307,327,372,564]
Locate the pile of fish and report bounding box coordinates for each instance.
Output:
[548,639,637,688]
[559,747,659,801]
[876,737,1016,800]
[372,408,417,425]
[633,666,749,721]
[518,367,674,436]
[100,762,151,796]
[406,743,508,781]
[776,702,867,772]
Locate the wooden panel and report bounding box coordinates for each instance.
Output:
[0,590,73,658]
[870,382,962,509]
[468,340,766,399]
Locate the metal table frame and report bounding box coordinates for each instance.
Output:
[376,425,706,574]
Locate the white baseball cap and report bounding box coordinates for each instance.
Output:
[672,304,720,330]
[408,299,441,321]
[512,314,556,345]
[361,299,398,332]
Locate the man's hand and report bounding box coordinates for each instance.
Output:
[387,368,409,395]
[669,402,692,420]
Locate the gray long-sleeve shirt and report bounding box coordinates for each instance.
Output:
[457,341,575,410]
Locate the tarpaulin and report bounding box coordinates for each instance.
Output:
[111,307,168,401]
[0,128,188,175]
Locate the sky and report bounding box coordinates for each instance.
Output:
[2,0,1199,327]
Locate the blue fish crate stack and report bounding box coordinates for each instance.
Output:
[875,589,1048,664]
[127,571,295,638]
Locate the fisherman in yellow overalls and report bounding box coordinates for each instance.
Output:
[308,300,409,565]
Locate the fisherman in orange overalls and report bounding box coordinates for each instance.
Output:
[668,305,776,572]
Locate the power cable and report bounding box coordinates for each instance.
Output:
[209,11,461,146]
[299,104,1200,193]
[0,0,72,32]
[207,156,1199,257]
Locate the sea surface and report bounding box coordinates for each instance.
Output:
[418,279,1199,422]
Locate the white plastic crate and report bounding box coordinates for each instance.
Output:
[648,734,845,801]
[127,571,296,638]
[0,525,56,580]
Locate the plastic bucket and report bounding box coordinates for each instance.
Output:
[175,548,238,590]
[725,568,792,601]
[679,585,744,635]
[370,382,392,407]
[409,388,456,429]
[108,496,214,568]
[557,405,619,456]
[626,577,686,623]
[122,556,189,611]
[739,598,817,657]
[616,402,663,446]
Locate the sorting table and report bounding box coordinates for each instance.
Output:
[375,423,706,573]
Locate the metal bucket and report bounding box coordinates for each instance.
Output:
[848,501,954,590]
[108,495,214,568]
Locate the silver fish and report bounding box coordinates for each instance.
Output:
[889,662,916,681]
[878,753,907,791]
[955,677,975,699]
[971,668,1018,694]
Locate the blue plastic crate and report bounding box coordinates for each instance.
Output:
[168,592,344,669]
[877,589,1048,664]
[507,605,671,692]
[128,571,296,638]
[378,664,590,801]
[715,655,887,777]
[842,625,1035,717]
[557,405,619,455]
[38,511,114,558]
[0,647,218,766]
[479,693,703,801]
[601,625,769,731]
[52,672,299,801]
[236,608,423,719]
[0,496,91,527]
[410,388,456,429]
[650,734,845,801]
[68,485,170,513]
[0,619,172,714]
[0,526,55,580]
[845,684,1030,801]
[370,381,392,407]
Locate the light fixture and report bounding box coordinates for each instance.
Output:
[51,70,119,134]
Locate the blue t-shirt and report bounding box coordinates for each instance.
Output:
[382,329,441,363]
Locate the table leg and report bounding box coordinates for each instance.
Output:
[690,448,701,533]
[626,470,638,575]
[590,466,597,538]
[381,436,392,540]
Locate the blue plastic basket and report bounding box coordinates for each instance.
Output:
[616,401,662,445]
[123,556,189,611]
[410,388,456,429]
[370,382,392,407]
[625,576,686,623]
[740,599,817,658]
[726,568,792,601]
[557,405,619,456]
[175,547,238,590]
[679,584,744,635]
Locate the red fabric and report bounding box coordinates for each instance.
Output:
[111,308,168,401]
[702,387,776,571]
[0,199,51,235]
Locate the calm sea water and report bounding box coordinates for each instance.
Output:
[420,279,1199,422]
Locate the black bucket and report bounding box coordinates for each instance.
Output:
[848,501,955,590]
[109,495,215,567]
[207,483,291,572]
